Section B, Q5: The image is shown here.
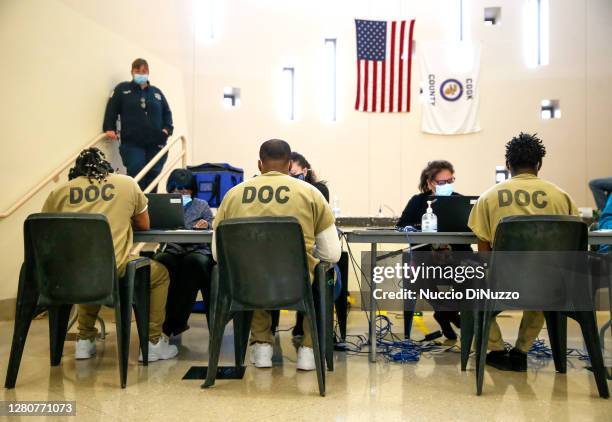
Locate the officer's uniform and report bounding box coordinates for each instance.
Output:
[103,81,173,191]
[213,171,336,348]
[468,173,579,352]
[42,174,170,342]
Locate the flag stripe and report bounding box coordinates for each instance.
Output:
[364,60,369,111]
[406,19,415,112]
[372,61,378,112]
[389,21,396,112]
[381,60,386,112]
[398,20,406,112]
[355,60,361,110]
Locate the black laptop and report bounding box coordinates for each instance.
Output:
[145,194,185,229]
[426,195,479,232]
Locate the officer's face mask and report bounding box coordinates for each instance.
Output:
[435,183,455,196]
[133,73,149,85]
[182,194,192,207]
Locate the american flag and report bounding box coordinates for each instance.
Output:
[355,19,415,113]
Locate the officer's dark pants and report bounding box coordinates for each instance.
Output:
[154,251,214,337]
[119,143,168,192]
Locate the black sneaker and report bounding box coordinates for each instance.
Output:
[508,348,527,372]
[485,350,512,371]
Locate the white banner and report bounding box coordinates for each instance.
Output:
[420,42,481,135]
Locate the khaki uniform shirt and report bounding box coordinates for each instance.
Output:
[213,171,335,277]
[468,173,579,245]
[42,174,148,268]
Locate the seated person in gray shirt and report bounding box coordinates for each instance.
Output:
[155,169,214,336]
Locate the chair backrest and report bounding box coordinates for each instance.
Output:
[215,217,311,310]
[24,213,117,306]
[489,215,589,310]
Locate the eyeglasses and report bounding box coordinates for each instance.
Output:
[434,177,455,186]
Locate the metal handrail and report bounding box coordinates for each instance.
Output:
[0,133,188,219]
[0,133,109,218]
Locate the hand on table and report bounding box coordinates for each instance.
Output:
[193,219,209,229]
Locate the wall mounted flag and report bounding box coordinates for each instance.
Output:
[354,19,415,113]
[420,42,481,135]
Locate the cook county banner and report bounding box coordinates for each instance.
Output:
[420,42,481,135]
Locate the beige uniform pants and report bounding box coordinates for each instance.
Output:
[77,257,169,343]
[488,311,545,353]
[250,311,313,348]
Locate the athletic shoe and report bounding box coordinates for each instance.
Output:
[75,339,96,360]
[296,346,316,371]
[139,336,178,362]
[250,342,273,368]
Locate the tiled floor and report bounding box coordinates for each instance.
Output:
[0,310,610,421]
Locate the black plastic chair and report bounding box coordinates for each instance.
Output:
[4,213,151,389]
[269,263,335,371]
[462,215,609,398]
[202,217,327,396]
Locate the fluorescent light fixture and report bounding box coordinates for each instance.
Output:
[324,38,337,122]
[194,0,216,42]
[282,67,295,121]
[459,0,471,41]
[523,0,549,67]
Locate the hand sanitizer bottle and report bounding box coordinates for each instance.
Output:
[332,195,341,218]
[421,200,437,232]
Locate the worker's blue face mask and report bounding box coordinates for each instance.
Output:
[133,73,149,85]
[435,183,454,196]
[292,173,305,181]
[182,194,192,207]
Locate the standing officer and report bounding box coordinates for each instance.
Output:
[468,132,578,372]
[103,58,173,191]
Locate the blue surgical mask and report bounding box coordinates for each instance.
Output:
[292,173,305,181]
[133,74,149,85]
[435,183,454,196]
[182,194,192,207]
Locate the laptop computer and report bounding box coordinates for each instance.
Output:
[145,193,185,230]
[426,195,479,232]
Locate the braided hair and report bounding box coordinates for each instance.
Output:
[505,132,546,171]
[68,147,114,183]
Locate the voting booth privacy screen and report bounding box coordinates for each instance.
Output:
[188,163,244,208]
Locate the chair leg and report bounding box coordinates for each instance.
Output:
[304,299,326,397]
[117,277,134,388]
[460,311,475,371]
[313,270,333,372]
[233,311,252,367]
[325,273,335,372]
[544,311,567,373]
[48,305,73,366]
[5,264,39,389]
[475,310,492,396]
[571,311,610,399]
[202,295,231,389]
[132,266,150,366]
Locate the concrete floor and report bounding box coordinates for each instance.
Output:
[0,310,610,421]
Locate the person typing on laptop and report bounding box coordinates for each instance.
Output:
[396,160,471,340]
[42,148,178,362]
[154,169,215,337]
[212,139,341,371]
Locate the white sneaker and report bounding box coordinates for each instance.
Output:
[139,336,178,362]
[75,339,96,360]
[296,346,316,371]
[250,343,273,368]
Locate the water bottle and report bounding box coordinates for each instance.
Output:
[421,200,437,232]
[332,195,341,218]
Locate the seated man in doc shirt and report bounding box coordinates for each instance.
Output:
[212,139,341,371]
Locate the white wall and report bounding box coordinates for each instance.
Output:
[1,0,611,302]
[191,0,612,217]
[0,0,188,302]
